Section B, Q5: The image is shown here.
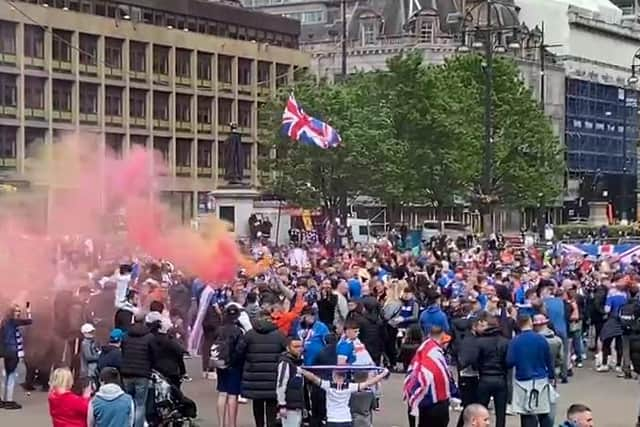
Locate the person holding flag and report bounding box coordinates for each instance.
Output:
[403,325,454,427]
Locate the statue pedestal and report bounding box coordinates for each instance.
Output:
[588,201,609,226]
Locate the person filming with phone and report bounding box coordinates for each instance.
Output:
[0,301,33,409]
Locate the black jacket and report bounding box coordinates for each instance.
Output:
[317,293,337,327]
[120,323,154,378]
[469,326,509,378]
[353,310,384,361]
[96,344,122,374]
[237,318,287,400]
[450,316,473,361]
[151,333,186,378]
[276,351,304,410]
[202,306,222,338]
[216,323,245,368]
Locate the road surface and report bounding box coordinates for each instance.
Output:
[4,360,637,426]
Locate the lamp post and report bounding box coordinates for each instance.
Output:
[457,0,520,232]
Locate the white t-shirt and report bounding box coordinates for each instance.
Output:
[320,380,360,423]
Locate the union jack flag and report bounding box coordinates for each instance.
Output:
[281,95,341,149]
[402,338,452,415]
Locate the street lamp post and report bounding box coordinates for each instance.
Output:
[457,0,520,232]
[341,0,347,77]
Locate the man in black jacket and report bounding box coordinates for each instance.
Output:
[120,316,154,427]
[276,336,305,427]
[237,311,286,427]
[464,315,510,427]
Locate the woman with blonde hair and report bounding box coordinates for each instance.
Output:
[48,367,90,427]
[381,279,409,371]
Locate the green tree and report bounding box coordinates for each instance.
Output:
[259,75,402,218]
[425,54,564,208]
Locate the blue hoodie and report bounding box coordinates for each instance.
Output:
[348,278,362,300]
[506,330,555,381]
[544,297,568,338]
[295,320,330,365]
[419,305,450,335]
[88,383,134,427]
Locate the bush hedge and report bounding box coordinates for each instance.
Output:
[555,224,640,239]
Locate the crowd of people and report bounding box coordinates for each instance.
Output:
[0,229,635,427]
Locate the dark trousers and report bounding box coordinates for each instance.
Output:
[384,324,398,367]
[201,333,216,372]
[602,335,623,367]
[456,376,479,427]
[252,398,278,427]
[418,400,449,427]
[309,384,327,427]
[520,413,553,427]
[477,376,508,427]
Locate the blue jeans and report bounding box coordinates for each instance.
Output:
[571,330,584,363]
[123,377,150,427]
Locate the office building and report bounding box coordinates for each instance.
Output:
[0,0,308,234]
[517,0,639,221]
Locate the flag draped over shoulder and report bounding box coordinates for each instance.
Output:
[281,94,341,149]
[402,338,452,415]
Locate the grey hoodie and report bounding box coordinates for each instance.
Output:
[87,383,134,427]
[350,389,375,427]
[80,337,100,379]
[537,327,564,373]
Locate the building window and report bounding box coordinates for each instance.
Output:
[0,73,17,107]
[258,61,271,86]
[105,86,122,116]
[218,98,232,126]
[218,55,232,83]
[129,41,146,73]
[197,53,212,81]
[360,21,377,45]
[276,63,289,87]
[197,140,212,168]
[0,21,16,55]
[153,91,169,121]
[176,139,192,170]
[219,206,235,228]
[25,128,45,158]
[52,30,72,62]
[153,45,169,75]
[129,89,146,118]
[24,25,44,58]
[238,101,252,128]
[153,137,170,165]
[24,76,44,109]
[420,20,434,43]
[105,133,123,158]
[79,33,98,65]
[197,97,212,124]
[131,135,147,150]
[176,49,191,78]
[105,38,123,69]
[0,126,16,160]
[79,83,98,114]
[284,10,325,25]
[176,94,191,122]
[52,80,72,111]
[238,58,252,86]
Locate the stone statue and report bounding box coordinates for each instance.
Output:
[224,124,243,183]
[591,169,606,201]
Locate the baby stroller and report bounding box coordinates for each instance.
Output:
[147,371,198,427]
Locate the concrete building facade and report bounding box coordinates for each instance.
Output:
[0,0,308,236]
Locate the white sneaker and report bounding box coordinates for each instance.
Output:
[615,366,623,373]
[238,396,248,404]
[506,404,514,416]
[595,364,610,372]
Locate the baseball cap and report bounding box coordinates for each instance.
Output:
[80,323,96,335]
[109,328,125,343]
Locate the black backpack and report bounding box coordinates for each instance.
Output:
[619,300,640,333]
[210,327,237,369]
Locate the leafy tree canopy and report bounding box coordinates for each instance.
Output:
[259,53,564,214]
